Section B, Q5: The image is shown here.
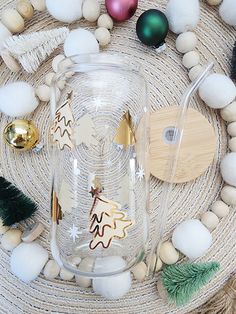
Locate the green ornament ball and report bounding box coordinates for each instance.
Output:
[136,9,169,49]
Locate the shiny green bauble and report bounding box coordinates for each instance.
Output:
[136,9,169,48]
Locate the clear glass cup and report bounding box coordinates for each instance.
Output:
[50,54,150,278]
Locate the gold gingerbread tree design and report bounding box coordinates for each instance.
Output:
[51,92,74,150]
[89,194,133,250]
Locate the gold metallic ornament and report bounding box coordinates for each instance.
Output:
[113,111,136,148]
[3,119,39,151]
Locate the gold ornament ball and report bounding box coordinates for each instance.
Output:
[3,119,39,151]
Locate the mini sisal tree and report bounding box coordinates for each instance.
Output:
[160,262,220,306]
[0,177,38,226]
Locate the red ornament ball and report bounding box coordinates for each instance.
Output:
[105,0,138,22]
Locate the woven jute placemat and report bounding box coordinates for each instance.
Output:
[0,0,236,313]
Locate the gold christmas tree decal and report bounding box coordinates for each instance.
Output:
[113,111,136,149]
[89,193,134,250]
[51,92,74,150]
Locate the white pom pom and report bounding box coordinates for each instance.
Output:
[64,28,99,57]
[199,74,236,109]
[92,256,132,300]
[172,219,212,259]
[219,0,236,27]
[10,242,48,282]
[166,0,200,34]
[46,0,83,23]
[0,81,39,117]
[220,153,236,187]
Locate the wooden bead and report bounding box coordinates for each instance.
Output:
[97,14,113,30]
[131,262,147,282]
[0,219,9,235]
[228,122,236,137]
[1,50,21,72]
[1,9,25,33]
[43,260,60,279]
[206,0,222,5]
[211,200,230,218]
[83,0,101,22]
[221,101,236,122]
[35,84,50,102]
[176,32,198,53]
[188,65,203,81]
[52,54,65,73]
[182,51,200,69]
[229,137,236,152]
[146,253,163,272]
[201,211,219,231]
[60,268,74,281]
[30,0,46,11]
[95,27,111,46]
[17,0,34,20]
[221,185,236,206]
[159,241,179,265]
[69,256,81,266]
[45,72,55,86]
[75,257,94,288]
[1,229,22,251]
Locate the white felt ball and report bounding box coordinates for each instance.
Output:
[97,14,114,30]
[30,0,46,11]
[221,185,236,206]
[64,28,99,57]
[207,0,222,5]
[211,200,230,218]
[1,229,22,251]
[83,0,101,22]
[182,51,200,69]
[35,84,50,102]
[229,138,236,152]
[189,65,203,81]
[46,0,83,23]
[219,0,236,27]
[131,262,147,282]
[199,74,236,109]
[0,22,12,51]
[172,219,212,259]
[166,0,200,34]
[201,211,219,231]
[0,81,39,117]
[220,101,236,122]
[43,260,60,279]
[221,153,236,187]
[95,27,111,47]
[75,257,94,288]
[60,268,74,281]
[228,122,236,137]
[92,256,132,300]
[11,242,48,282]
[159,241,179,265]
[0,218,9,235]
[176,32,198,53]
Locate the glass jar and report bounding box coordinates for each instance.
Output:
[50,54,150,278]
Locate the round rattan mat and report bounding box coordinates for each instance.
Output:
[0,0,236,313]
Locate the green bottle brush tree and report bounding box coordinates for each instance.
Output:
[160,262,220,306]
[0,176,38,226]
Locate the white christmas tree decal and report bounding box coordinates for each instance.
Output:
[89,190,134,250]
[74,113,97,147]
[51,92,74,150]
[4,27,69,73]
[58,180,74,214]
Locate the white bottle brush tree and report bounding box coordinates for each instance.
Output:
[3,27,69,73]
